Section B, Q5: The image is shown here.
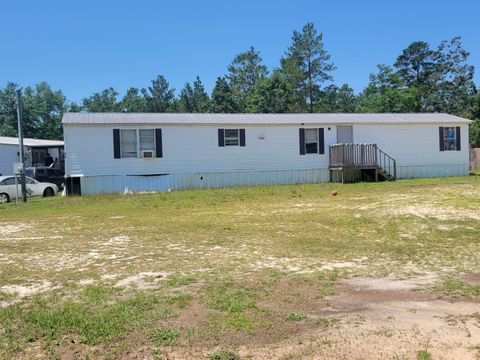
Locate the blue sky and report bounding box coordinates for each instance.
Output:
[1,0,479,103]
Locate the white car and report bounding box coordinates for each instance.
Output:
[0,176,58,204]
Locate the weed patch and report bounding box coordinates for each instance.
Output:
[152,328,179,346]
[285,312,306,321]
[210,350,241,360]
[0,286,158,354]
[432,279,480,298]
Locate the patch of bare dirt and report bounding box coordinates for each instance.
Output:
[0,223,34,237]
[115,272,170,289]
[387,205,480,221]
[459,272,480,285]
[0,280,59,307]
[167,274,480,359]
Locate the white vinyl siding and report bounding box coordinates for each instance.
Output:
[65,123,469,178]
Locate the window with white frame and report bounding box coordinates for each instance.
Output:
[224,129,239,146]
[119,129,155,158]
[443,127,457,151]
[120,129,137,158]
[139,129,155,151]
[305,128,319,154]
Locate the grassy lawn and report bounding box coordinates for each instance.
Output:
[1,176,480,359]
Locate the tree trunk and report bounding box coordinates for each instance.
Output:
[308,56,313,113]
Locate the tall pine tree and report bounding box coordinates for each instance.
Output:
[210,77,238,113]
[141,75,175,112]
[281,23,335,112]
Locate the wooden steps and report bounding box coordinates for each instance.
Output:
[329,143,397,183]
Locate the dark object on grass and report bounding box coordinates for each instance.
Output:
[331,190,338,196]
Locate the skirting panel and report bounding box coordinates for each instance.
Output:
[79,169,331,195]
[75,164,469,195]
[396,164,469,179]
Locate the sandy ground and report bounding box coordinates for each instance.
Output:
[169,275,480,360]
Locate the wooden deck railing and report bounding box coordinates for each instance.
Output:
[329,143,396,180]
[378,147,397,180]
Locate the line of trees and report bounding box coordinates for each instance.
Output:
[1,23,479,145]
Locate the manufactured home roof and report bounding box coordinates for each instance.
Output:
[0,136,64,147]
[62,112,472,125]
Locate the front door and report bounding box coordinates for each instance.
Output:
[337,126,353,143]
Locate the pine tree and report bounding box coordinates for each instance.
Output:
[281,22,335,113]
[210,77,238,113]
[191,76,210,112]
[119,87,147,112]
[141,75,175,112]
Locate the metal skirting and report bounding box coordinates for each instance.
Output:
[75,164,469,195]
[79,169,331,195]
[396,164,469,179]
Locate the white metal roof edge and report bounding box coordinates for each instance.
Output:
[0,136,64,147]
[62,112,473,125]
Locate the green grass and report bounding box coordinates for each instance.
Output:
[210,350,241,360]
[204,281,258,332]
[0,285,159,353]
[165,274,198,288]
[167,293,193,309]
[285,312,306,321]
[152,328,179,346]
[417,349,431,360]
[432,279,480,298]
[1,176,480,357]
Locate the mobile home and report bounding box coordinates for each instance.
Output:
[62,113,470,195]
[0,136,64,176]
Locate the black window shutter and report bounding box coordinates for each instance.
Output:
[456,126,461,151]
[318,128,325,154]
[239,129,246,147]
[113,129,121,159]
[439,127,445,151]
[299,128,305,155]
[155,128,163,158]
[218,129,225,147]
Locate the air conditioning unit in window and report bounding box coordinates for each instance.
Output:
[141,150,155,159]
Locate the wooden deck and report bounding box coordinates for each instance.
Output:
[329,143,396,183]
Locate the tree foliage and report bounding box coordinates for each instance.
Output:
[141,75,175,112]
[119,88,146,112]
[0,82,66,139]
[82,87,119,113]
[210,77,238,113]
[246,71,295,113]
[227,46,268,109]
[281,22,336,113]
[175,77,210,113]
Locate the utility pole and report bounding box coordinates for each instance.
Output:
[16,89,27,202]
